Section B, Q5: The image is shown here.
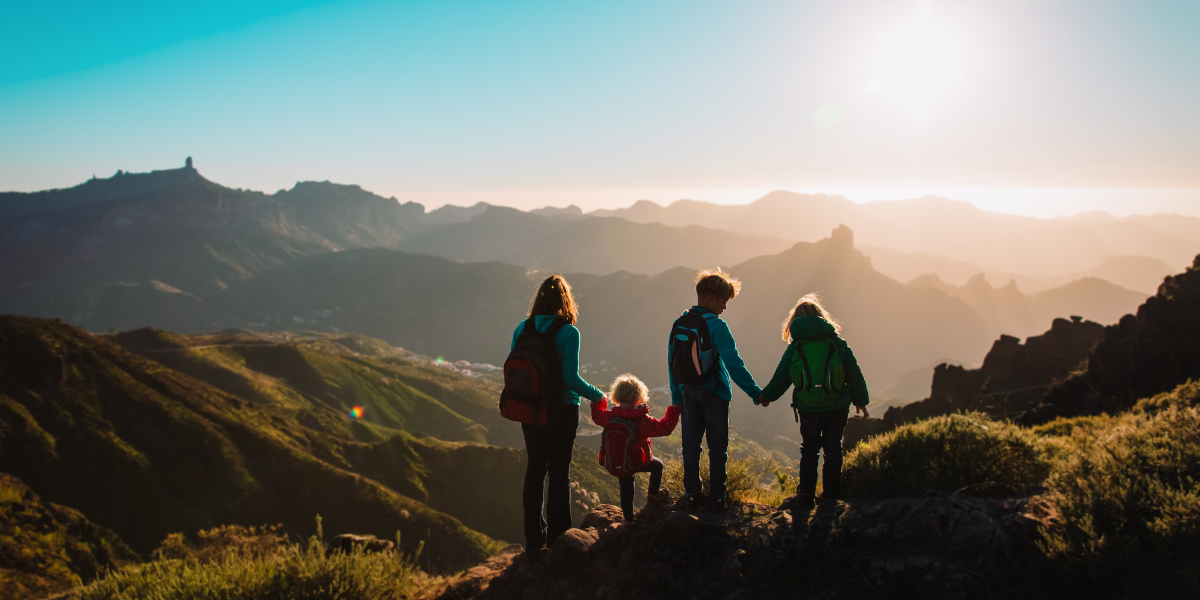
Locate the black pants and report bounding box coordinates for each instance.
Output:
[618,457,664,522]
[521,404,579,549]
[797,407,849,499]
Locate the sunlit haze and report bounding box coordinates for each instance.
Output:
[3,0,1198,216]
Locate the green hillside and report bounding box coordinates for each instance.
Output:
[0,315,499,572]
[0,473,138,598]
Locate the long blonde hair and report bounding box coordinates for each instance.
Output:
[781,293,841,342]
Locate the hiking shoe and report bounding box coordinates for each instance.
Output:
[685,494,704,511]
[616,519,635,533]
[799,494,816,511]
[710,497,728,512]
[647,488,671,505]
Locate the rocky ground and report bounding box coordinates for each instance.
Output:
[424,491,1053,600]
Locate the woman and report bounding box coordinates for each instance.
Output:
[759,293,870,510]
[512,274,604,553]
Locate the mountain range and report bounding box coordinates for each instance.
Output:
[591,192,1200,278]
[1,162,1163,409]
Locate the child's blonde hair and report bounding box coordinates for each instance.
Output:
[609,373,649,406]
[782,293,841,342]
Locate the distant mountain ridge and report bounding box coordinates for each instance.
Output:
[591,191,1200,277]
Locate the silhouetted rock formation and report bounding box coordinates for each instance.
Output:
[845,316,1104,448]
[1019,255,1200,424]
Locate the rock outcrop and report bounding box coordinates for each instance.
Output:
[845,316,1104,447]
[428,493,1049,600]
[1020,254,1200,424]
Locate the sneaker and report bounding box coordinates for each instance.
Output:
[616,519,635,532]
[685,494,704,511]
[799,494,816,511]
[710,497,728,512]
[647,488,671,505]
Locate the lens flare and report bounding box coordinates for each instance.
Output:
[349,406,364,419]
[435,356,445,365]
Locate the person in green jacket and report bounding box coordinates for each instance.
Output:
[759,293,869,510]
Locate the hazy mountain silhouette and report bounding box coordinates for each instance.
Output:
[592,192,1200,276]
[396,205,793,275]
[907,273,1146,340]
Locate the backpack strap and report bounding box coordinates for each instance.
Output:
[821,338,837,390]
[796,341,814,392]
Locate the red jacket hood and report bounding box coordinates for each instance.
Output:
[609,404,650,419]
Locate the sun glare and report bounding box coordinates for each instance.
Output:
[872,4,969,121]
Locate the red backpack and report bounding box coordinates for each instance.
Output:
[601,415,646,477]
[499,318,565,425]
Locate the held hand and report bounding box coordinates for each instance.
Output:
[855,405,870,419]
[755,394,770,407]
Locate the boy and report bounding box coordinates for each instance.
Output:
[667,268,763,511]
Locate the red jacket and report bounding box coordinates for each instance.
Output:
[591,399,681,469]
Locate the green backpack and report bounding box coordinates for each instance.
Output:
[788,337,847,417]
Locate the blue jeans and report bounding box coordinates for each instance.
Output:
[618,457,664,521]
[681,386,730,501]
[798,407,849,499]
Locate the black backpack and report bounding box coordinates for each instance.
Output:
[669,308,717,386]
[499,317,565,425]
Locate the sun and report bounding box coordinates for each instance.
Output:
[871,4,970,119]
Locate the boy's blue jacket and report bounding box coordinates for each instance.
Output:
[511,315,604,406]
[668,307,763,405]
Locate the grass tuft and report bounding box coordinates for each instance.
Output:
[842,412,1050,499]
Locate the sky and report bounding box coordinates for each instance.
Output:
[2,0,1198,216]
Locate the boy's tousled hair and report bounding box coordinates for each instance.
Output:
[782,293,841,341]
[529,274,578,324]
[610,373,649,406]
[695,268,741,300]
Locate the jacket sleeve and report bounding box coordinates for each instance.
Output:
[668,336,683,406]
[710,317,763,400]
[510,321,523,351]
[760,346,794,403]
[639,405,681,437]
[839,338,870,407]
[591,397,611,427]
[560,325,605,402]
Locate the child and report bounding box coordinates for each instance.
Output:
[759,294,869,511]
[591,373,680,525]
[667,268,763,511]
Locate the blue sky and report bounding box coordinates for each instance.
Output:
[1,0,1198,215]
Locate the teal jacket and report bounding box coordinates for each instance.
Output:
[668,307,763,405]
[510,315,604,406]
[760,316,869,412]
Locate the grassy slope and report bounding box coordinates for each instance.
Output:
[843,381,1200,596]
[0,316,499,572]
[104,326,618,548]
[0,473,138,598]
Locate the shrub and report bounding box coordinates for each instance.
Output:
[1040,404,1200,596]
[842,413,1051,499]
[155,524,290,563]
[61,527,441,600]
[661,454,776,503]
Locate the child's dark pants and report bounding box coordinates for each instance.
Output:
[619,457,664,521]
[797,407,850,499]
